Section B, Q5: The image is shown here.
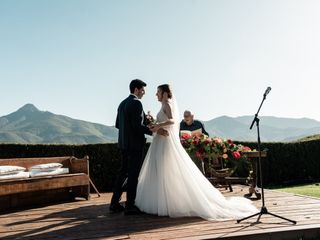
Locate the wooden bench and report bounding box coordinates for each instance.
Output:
[0,156,90,210]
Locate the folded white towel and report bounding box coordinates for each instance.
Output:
[0,165,26,175]
[29,163,63,172]
[0,171,30,180]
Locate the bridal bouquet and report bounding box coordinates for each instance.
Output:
[146,111,157,126]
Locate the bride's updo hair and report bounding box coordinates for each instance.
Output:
[158,84,173,99]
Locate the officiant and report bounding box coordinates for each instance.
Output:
[180,110,209,136]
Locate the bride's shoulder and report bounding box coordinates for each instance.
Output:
[162,101,172,115]
[162,101,171,109]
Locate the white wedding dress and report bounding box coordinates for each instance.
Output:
[135,98,258,220]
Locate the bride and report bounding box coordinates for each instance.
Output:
[135,84,258,220]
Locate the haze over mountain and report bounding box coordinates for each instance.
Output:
[0,104,319,144]
[204,116,320,142]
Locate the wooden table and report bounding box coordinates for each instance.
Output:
[242,151,267,199]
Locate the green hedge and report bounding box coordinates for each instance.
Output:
[237,140,320,186]
[0,140,319,191]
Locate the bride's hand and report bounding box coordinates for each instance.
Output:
[157,128,169,137]
[149,124,160,132]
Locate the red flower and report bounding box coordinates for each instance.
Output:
[181,133,191,140]
[232,151,241,159]
[227,139,233,144]
[192,139,199,145]
[196,150,204,160]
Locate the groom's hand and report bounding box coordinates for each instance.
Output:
[157,128,169,137]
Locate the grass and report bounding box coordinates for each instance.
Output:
[274,182,320,198]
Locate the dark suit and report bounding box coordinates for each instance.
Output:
[111,94,152,208]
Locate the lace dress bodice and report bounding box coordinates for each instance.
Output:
[156,108,168,122]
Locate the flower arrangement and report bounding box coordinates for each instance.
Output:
[181,133,252,169]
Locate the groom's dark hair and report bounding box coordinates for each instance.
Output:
[130,79,147,93]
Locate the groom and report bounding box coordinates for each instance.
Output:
[110,79,168,215]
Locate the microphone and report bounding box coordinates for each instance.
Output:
[264,87,271,97]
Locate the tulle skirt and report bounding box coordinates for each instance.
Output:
[135,130,258,220]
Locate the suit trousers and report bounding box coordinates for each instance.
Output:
[110,148,144,208]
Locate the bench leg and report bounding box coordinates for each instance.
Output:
[71,186,90,200]
[228,183,233,192]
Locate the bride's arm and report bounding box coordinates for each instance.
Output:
[150,103,174,132]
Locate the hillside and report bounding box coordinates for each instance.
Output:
[0,104,118,144]
[0,104,319,144]
[297,134,320,142]
[203,116,320,142]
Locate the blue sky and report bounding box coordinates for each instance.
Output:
[1,0,320,125]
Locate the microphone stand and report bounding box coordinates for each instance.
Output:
[237,89,296,225]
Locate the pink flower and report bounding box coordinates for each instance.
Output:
[213,138,222,144]
[222,153,228,159]
[232,151,241,159]
[242,146,251,152]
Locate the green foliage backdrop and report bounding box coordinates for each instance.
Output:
[0,140,319,191]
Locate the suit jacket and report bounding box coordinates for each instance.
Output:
[115,94,152,150]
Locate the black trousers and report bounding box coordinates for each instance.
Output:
[110,148,144,208]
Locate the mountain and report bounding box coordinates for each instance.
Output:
[297,134,320,142]
[235,116,320,129]
[204,116,320,142]
[0,104,319,144]
[0,104,118,144]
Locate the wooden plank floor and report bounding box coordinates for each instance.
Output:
[1,185,320,240]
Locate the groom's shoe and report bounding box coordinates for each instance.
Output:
[124,205,143,215]
[109,203,125,213]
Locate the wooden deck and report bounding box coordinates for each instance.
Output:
[1,185,320,240]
